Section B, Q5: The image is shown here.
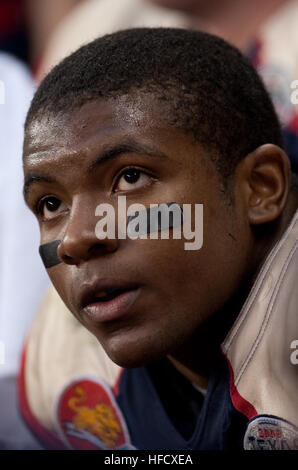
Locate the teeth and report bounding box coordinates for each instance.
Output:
[97,291,108,298]
[96,288,118,299]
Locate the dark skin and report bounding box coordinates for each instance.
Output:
[23,93,297,389]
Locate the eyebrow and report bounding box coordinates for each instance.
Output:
[23,174,56,202]
[87,140,167,173]
[23,139,168,202]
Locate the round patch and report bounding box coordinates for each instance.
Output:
[56,376,133,450]
[244,415,298,450]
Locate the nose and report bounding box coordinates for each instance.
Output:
[57,197,118,265]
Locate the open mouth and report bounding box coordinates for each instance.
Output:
[81,284,141,323]
[92,288,129,303]
[80,281,141,322]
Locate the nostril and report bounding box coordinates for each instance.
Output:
[59,251,78,265]
[57,243,75,264]
[57,233,119,265]
[63,254,73,263]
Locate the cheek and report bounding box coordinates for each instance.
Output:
[135,204,248,323]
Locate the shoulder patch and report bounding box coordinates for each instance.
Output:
[244,415,298,450]
[55,376,135,450]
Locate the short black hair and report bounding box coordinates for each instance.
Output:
[26,27,284,179]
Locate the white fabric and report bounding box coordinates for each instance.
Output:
[24,286,121,434]
[0,53,49,377]
[222,209,298,428]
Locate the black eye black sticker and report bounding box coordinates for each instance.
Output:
[39,203,184,268]
[39,240,62,268]
[126,202,183,236]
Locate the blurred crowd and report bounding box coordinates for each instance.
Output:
[0,0,297,449]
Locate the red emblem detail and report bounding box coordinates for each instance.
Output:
[56,377,131,450]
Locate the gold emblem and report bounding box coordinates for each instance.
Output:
[68,386,122,448]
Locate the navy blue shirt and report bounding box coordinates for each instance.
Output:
[117,353,248,450]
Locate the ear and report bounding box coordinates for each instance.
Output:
[236,144,290,225]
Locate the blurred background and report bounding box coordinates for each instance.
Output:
[0,0,297,449]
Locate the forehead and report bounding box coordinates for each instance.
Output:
[24,95,150,154]
[23,93,211,179]
[24,93,185,160]
[22,92,222,203]
[22,94,226,226]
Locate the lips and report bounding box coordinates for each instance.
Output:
[94,288,128,302]
[79,280,141,323]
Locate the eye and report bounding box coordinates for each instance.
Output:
[114,168,152,192]
[37,196,67,220]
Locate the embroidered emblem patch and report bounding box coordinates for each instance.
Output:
[56,377,134,450]
[244,415,298,450]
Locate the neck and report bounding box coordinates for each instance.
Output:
[168,274,253,389]
[188,0,290,50]
[168,195,298,389]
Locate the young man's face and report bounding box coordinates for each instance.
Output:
[23,93,253,367]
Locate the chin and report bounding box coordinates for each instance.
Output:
[95,329,171,369]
